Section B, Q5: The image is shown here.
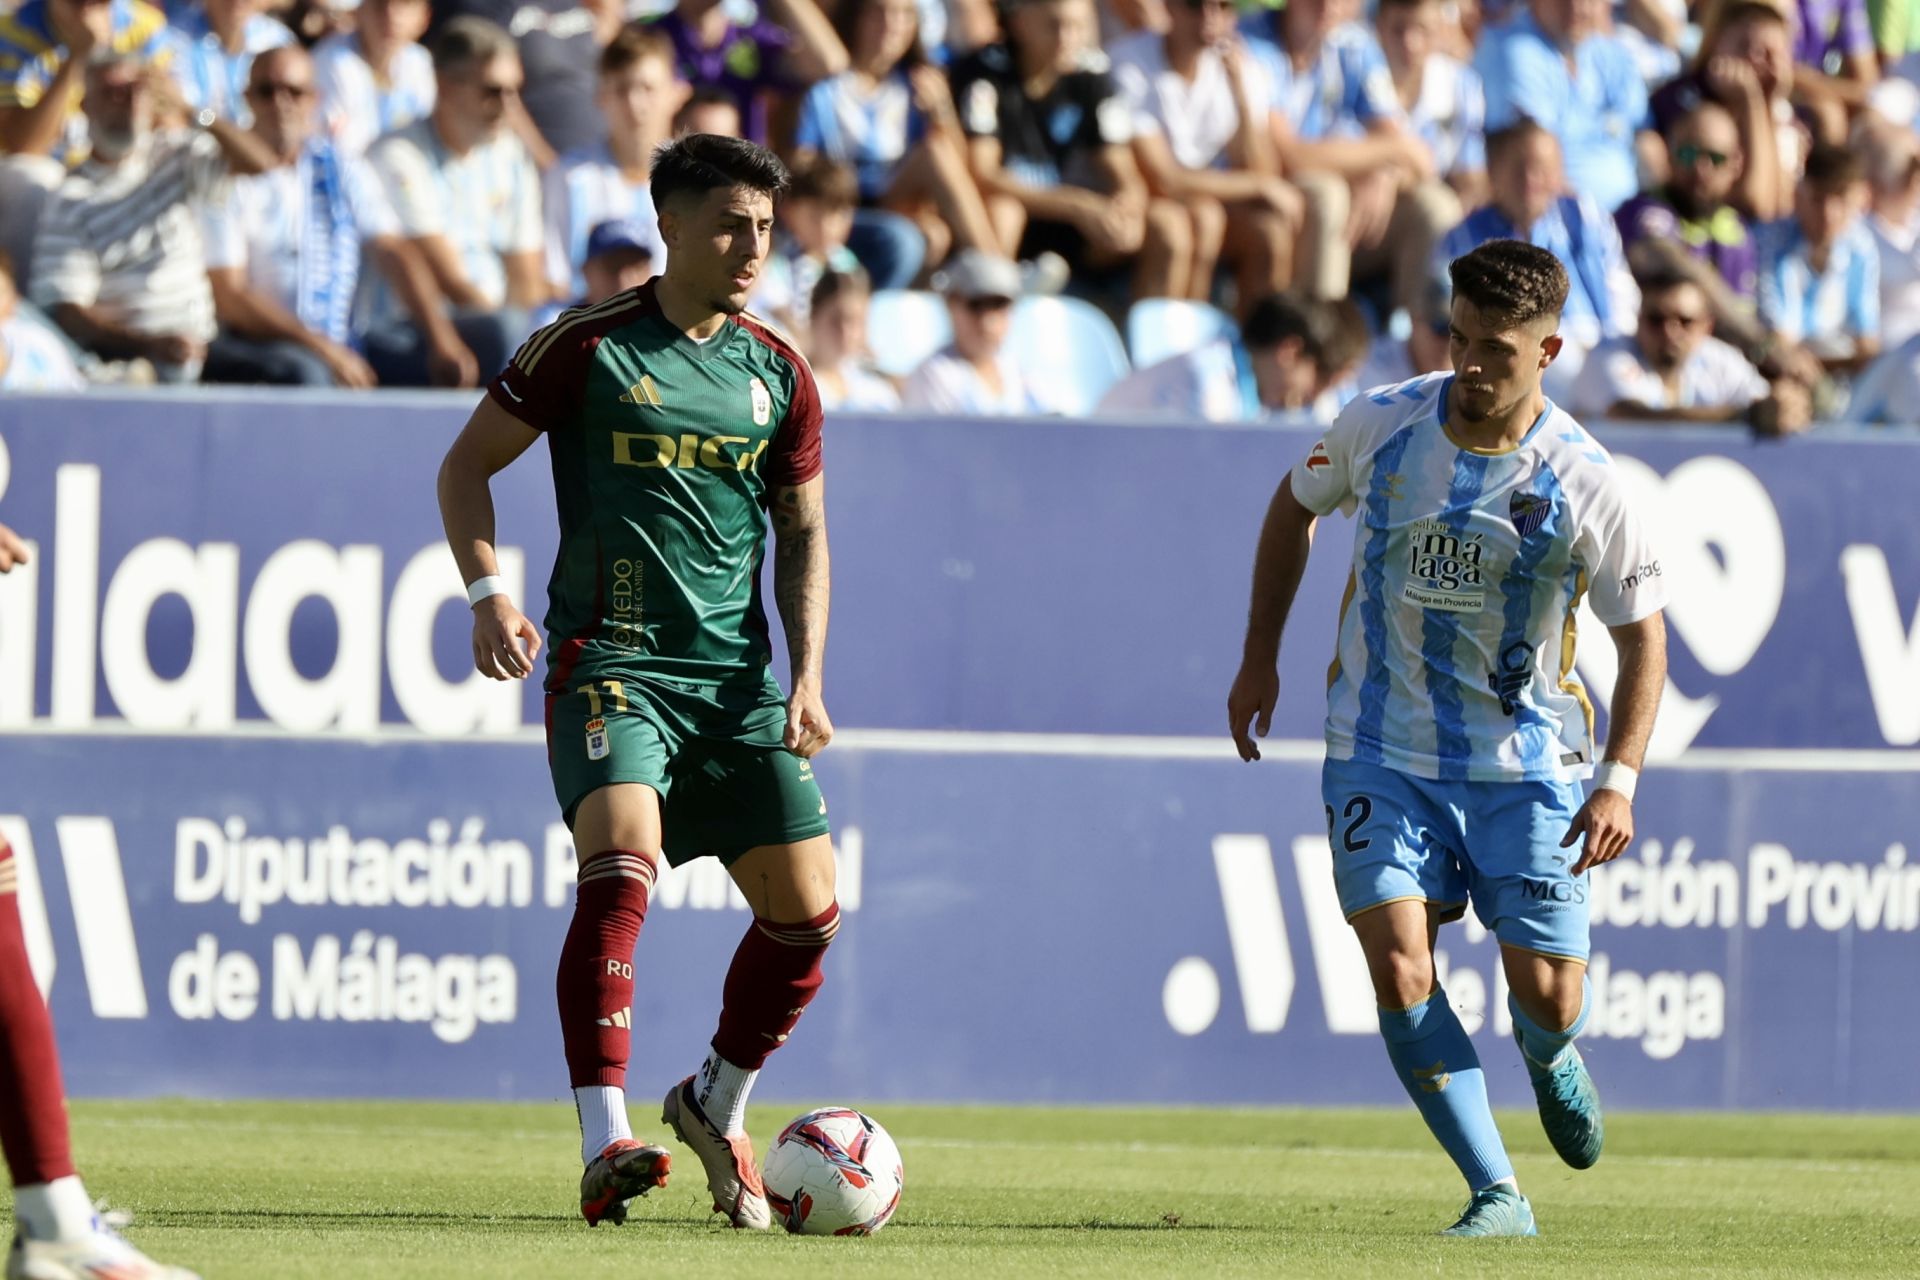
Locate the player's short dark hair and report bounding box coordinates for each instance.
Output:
[1242,292,1345,365]
[810,265,872,313]
[1803,142,1864,191]
[600,24,673,76]
[1486,117,1554,165]
[650,133,790,209]
[431,17,517,76]
[1636,266,1702,297]
[787,154,859,208]
[1448,240,1569,330]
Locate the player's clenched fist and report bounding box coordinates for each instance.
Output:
[1226,663,1279,763]
[471,594,542,680]
[785,682,833,758]
[1564,788,1634,875]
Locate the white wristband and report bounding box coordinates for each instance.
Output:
[466,575,508,608]
[1592,760,1639,802]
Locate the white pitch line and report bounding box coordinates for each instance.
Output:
[80,1114,1902,1176]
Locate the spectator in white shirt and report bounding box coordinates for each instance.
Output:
[1110,0,1302,314]
[364,18,544,386]
[1097,290,1359,422]
[312,0,436,156]
[806,266,900,410]
[201,45,477,387]
[902,249,1060,414]
[31,53,275,382]
[1864,120,1920,349]
[1567,271,1810,433]
[1376,0,1486,210]
[545,26,677,302]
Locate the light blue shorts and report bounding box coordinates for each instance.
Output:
[1321,757,1591,961]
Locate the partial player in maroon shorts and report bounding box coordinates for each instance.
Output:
[0,522,197,1280]
[437,135,841,1232]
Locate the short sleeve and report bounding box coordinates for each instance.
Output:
[792,81,831,152]
[1109,57,1161,138]
[180,129,228,204]
[1455,65,1486,173]
[200,185,245,270]
[1575,474,1668,627]
[763,352,824,487]
[487,311,598,429]
[1566,341,1647,417]
[1849,240,1881,337]
[1083,71,1133,145]
[505,147,542,254]
[371,134,443,236]
[1349,41,1402,125]
[1840,0,1877,58]
[341,153,398,239]
[957,67,999,138]
[541,162,574,290]
[1288,399,1370,517]
[0,49,50,110]
[28,190,101,308]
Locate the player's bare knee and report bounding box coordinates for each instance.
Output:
[728,837,837,922]
[1503,948,1587,1030]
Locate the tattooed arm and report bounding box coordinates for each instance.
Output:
[771,475,833,757]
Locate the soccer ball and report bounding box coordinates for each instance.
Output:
[762,1107,904,1236]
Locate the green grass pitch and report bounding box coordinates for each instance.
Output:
[66,1099,1920,1278]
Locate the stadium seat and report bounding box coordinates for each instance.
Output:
[1126,298,1239,370]
[1011,296,1131,416]
[867,290,951,378]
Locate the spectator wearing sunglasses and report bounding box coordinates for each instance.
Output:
[902,248,1064,414]
[198,45,467,387]
[1567,269,1810,434]
[1617,99,1827,390]
[363,17,543,387]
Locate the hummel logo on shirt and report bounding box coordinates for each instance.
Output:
[597,1007,631,1028]
[618,376,665,407]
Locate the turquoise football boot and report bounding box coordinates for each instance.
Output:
[1517,1034,1605,1169]
[1439,1183,1538,1237]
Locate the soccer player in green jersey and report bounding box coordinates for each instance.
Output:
[436,134,837,1232]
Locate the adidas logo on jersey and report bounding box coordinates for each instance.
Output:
[618,376,665,407]
[597,1007,631,1029]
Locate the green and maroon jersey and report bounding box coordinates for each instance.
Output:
[487,281,823,693]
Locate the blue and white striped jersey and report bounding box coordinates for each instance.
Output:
[1291,371,1667,783]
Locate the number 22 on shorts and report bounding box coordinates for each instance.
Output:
[1325,795,1374,854]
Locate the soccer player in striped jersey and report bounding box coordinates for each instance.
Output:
[1228,239,1670,1237]
[437,133,836,1232]
[0,523,197,1280]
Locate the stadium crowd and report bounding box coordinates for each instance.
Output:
[2,0,1920,428]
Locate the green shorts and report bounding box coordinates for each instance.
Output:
[545,673,831,867]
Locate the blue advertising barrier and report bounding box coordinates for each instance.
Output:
[1,736,1915,1110]
[0,391,1916,1110]
[1,390,1917,750]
